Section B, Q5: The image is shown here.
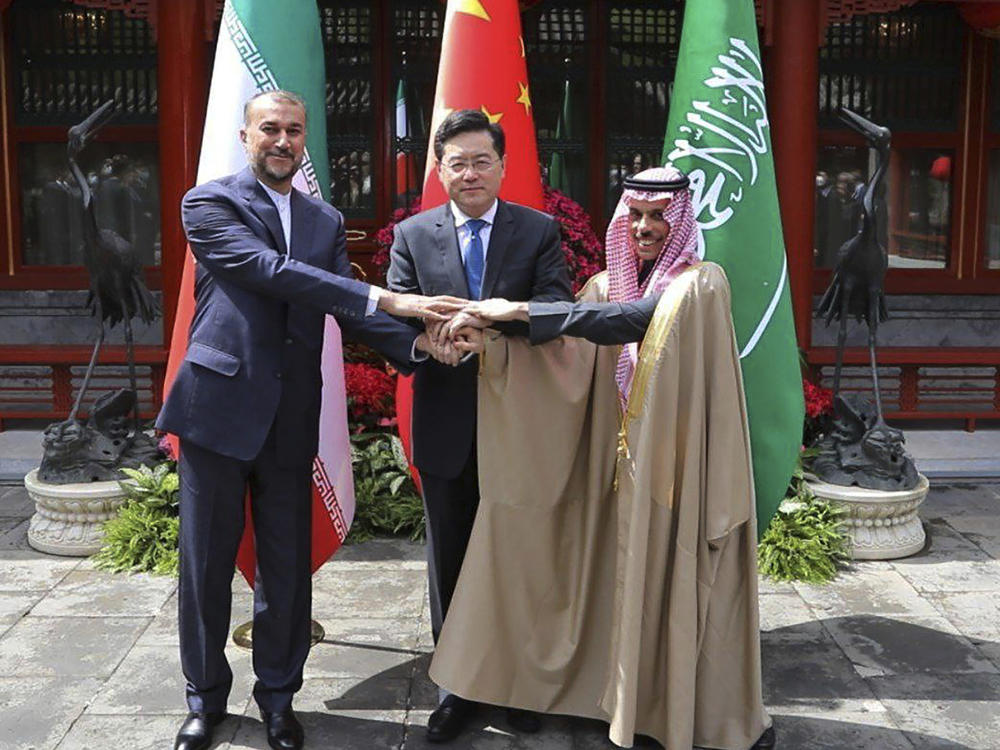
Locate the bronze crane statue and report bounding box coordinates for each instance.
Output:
[816,107,890,420]
[812,107,918,491]
[66,99,159,435]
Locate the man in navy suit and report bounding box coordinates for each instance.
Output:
[157,90,460,750]
[387,109,573,743]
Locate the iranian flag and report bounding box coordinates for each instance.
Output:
[397,0,545,467]
[395,79,419,199]
[663,0,804,531]
[162,0,354,585]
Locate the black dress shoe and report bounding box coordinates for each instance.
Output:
[752,726,776,749]
[174,711,226,750]
[426,695,475,743]
[506,707,541,733]
[261,709,304,750]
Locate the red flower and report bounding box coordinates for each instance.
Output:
[344,362,396,422]
[803,378,833,419]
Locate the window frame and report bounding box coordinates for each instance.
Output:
[813,21,999,295]
[0,3,160,291]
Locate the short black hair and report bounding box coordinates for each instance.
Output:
[243,89,307,125]
[433,109,505,160]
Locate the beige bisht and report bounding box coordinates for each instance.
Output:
[429,262,770,749]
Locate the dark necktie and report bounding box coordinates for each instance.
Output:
[464,218,487,300]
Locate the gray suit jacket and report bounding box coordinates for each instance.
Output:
[387,200,572,478]
[528,295,660,345]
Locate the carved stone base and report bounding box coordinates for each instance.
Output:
[806,473,929,560]
[24,468,126,556]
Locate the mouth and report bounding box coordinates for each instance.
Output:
[636,237,662,248]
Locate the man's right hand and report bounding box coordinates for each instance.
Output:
[377,290,465,321]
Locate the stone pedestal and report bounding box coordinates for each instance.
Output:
[24,468,126,556]
[806,473,930,560]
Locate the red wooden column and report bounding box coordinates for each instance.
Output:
[767,0,820,351]
[157,0,208,350]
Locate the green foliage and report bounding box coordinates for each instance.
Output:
[119,462,179,509]
[93,460,180,576]
[93,500,179,576]
[758,456,850,584]
[347,432,425,543]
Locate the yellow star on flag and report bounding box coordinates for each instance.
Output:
[480,105,504,124]
[516,82,531,115]
[454,0,491,22]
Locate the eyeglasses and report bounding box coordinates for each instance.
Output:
[441,158,499,176]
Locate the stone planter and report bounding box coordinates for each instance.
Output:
[24,468,126,556]
[805,473,930,560]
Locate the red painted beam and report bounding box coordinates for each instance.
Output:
[157,0,208,358]
[767,0,819,351]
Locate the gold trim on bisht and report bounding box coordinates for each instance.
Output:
[616,262,704,487]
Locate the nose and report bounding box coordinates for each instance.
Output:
[275,131,290,148]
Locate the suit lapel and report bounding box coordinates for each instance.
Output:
[238,169,288,255]
[433,203,471,297]
[480,200,513,299]
[289,190,316,262]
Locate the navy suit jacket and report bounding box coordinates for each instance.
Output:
[157,168,418,464]
[387,200,573,478]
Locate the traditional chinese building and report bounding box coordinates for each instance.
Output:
[0,0,997,427]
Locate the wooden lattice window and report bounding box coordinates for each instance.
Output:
[604,0,682,216]
[319,1,375,220]
[524,1,589,207]
[815,3,964,273]
[984,41,1000,273]
[390,0,443,208]
[4,0,160,278]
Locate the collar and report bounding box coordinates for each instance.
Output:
[450,199,498,228]
[257,179,292,209]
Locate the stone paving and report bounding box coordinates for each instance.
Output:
[1,481,999,750]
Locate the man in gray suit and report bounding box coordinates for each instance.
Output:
[157,90,459,750]
[387,109,573,743]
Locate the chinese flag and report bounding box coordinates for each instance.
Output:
[420,0,543,211]
[397,0,545,470]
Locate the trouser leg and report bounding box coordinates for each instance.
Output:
[247,426,314,714]
[177,439,249,713]
[418,447,480,645]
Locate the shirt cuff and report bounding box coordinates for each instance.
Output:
[411,339,429,362]
[365,286,382,317]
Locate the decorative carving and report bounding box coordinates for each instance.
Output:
[25,469,127,556]
[807,473,928,560]
[65,0,225,41]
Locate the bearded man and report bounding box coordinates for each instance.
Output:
[157,90,461,750]
[437,167,776,750]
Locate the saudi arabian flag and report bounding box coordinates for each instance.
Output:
[165,0,354,585]
[663,0,804,531]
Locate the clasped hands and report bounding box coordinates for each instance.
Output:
[376,290,528,367]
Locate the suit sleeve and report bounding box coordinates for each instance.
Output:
[182,187,371,319]
[528,294,659,345]
[385,223,425,332]
[326,215,421,374]
[492,215,574,337]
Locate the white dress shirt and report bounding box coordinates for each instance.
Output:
[451,199,498,269]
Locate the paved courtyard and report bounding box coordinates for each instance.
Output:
[1,481,999,750]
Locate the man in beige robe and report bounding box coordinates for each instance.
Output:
[434,168,773,750]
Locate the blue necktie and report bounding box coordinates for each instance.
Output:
[464,218,486,300]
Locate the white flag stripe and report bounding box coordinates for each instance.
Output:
[194,0,355,539]
[738,253,787,360]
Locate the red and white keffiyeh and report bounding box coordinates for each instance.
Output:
[606,165,700,406]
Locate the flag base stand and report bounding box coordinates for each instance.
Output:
[232,620,326,650]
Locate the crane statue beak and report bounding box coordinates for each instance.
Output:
[838,107,890,143]
[67,100,117,155]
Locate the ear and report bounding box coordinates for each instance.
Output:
[499,154,507,179]
[239,127,248,145]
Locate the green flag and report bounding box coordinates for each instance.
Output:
[663,0,804,531]
[548,77,573,193]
